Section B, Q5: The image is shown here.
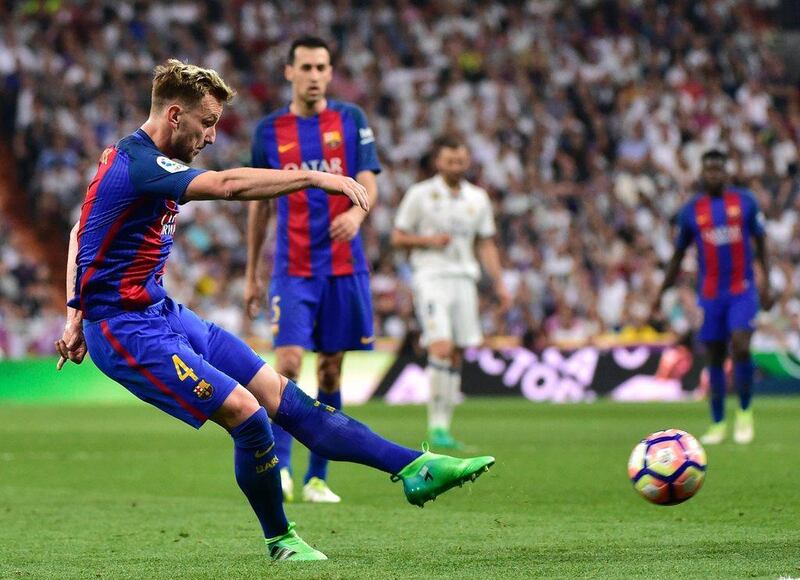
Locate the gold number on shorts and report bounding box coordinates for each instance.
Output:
[271,295,281,324]
[172,354,199,382]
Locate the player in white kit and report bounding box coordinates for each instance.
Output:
[392,135,511,448]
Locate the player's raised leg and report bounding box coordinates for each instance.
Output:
[211,386,326,561]
[244,363,495,507]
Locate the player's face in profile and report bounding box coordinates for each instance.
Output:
[435,146,470,184]
[285,47,332,104]
[701,158,726,193]
[172,94,223,163]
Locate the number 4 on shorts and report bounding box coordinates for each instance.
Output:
[172,354,198,382]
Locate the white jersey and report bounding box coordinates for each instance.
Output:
[394,175,496,281]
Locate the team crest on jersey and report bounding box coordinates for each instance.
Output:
[323,131,342,149]
[193,380,214,400]
[726,205,741,218]
[157,156,190,173]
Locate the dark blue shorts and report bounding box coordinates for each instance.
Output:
[268,273,374,352]
[84,297,265,428]
[698,289,759,343]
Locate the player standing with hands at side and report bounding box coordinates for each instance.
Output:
[245,37,380,504]
[55,60,494,563]
[392,136,511,449]
[651,149,773,445]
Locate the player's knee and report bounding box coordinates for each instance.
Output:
[428,341,454,361]
[276,347,303,381]
[213,386,261,431]
[731,341,750,361]
[317,354,343,393]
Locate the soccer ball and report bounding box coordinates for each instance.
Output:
[627,429,707,505]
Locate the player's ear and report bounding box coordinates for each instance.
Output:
[284,64,294,82]
[166,104,182,130]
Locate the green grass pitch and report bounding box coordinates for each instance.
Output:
[1,397,799,579]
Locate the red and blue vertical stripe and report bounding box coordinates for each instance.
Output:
[692,190,756,299]
[258,101,369,278]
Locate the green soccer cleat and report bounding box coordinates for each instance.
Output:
[392,449,495,507]
[302,477,341,503]
[734,408,754,444]
[700,421,726,445]
[280,467,294,503]
[428,427,465,450]
[265,522,327,561]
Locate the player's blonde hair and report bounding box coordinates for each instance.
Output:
[151,59,235,110]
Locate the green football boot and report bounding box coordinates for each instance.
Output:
[700,421,726,445]
[428,427,465,450]
[392,449,495,507]
[734,408,754,444]
[265,522,327,561]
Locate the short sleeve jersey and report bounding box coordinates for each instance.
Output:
[394,175,496,281]
[675,188,765,299]
[251,100,381,278]
[68,129,205,320]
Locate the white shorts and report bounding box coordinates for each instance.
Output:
[413,275,482,348]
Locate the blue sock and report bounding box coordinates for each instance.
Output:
[304,390,341,484]
[734,359,754,411]
[274,381,422,475]
[708,365,726,423]
[230,407,289,539]
[270,420,293,474]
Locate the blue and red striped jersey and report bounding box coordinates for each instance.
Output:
[675,188,765,299]
[67,129,205,320]
[251,100,381,278]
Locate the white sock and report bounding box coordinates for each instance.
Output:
[449,366,462,412]
[427,356,452,431]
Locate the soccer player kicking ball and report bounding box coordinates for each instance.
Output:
[245,37,380,504]
[651,149,774,445]
[391,136,511,449]
[55,60,494,562]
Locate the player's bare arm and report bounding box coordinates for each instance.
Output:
[244,200,272,319]
[55,221,87,369]
[753,233,774,310]
[329,170,378,242]
[476,236,512,310]
[650,244,688,320]
[390,229,451,250]
[183,167,369,211]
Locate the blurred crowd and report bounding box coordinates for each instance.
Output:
[1,0,800,358]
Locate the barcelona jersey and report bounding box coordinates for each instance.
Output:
[251,100,381,278]
[68,129,205,321]
[675,188,765,300]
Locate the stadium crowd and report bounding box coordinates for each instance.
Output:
[1,0,799,358]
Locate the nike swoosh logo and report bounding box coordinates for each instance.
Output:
[255,442,275,459]
[278,142,297,153]
[360,336,375,345]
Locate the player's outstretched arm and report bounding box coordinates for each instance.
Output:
[244,200,271,319]
[390,229,450,250]
[183,167,369,211]
[56,221,87,370]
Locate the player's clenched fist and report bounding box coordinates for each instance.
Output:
[311,172,369,212]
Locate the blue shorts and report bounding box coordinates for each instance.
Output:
[698,289,759,343]
[84,297,265,428]
[269,273,374,352]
